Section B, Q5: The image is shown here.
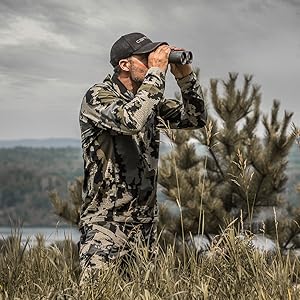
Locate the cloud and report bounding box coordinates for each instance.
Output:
[0,16,76,50]
[0,0,299,139]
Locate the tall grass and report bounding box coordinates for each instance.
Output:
[1,124,299,298]
[1,225,300,299]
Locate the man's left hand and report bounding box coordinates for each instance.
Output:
[170,63,192,80]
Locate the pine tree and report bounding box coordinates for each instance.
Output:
[158,72,298,250]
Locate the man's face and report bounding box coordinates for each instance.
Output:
[128,54,149,84]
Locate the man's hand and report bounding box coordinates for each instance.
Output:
[169,47,193,79]
[170,63,193,79]
[148,45,193,78]
[148,45,171,73]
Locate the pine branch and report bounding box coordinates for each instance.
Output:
[208,147,225,179]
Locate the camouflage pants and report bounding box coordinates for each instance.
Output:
[79,221,157,282]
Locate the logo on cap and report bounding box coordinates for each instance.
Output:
[136,36,148,44]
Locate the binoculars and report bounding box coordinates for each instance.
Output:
[168,50,193,65]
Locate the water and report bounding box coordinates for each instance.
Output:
[0,226,81,246]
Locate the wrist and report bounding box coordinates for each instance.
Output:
[175,71,193,80]
[176,71,198,91]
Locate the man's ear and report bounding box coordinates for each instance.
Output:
[119,59,130,72]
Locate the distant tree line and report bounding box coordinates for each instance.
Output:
[0,147,83,226]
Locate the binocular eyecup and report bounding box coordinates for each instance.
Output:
[168,50,193,65]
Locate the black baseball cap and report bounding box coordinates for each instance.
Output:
[110,32,168,67]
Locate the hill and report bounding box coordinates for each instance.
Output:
[0,146,83,226]
[0,141,299,226]
[0,138,80,148]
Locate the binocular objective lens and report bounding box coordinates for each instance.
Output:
[186,51,193,63]
[180,52,187,64]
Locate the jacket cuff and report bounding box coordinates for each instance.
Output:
[144,67,166,87]
[176,72,197,92]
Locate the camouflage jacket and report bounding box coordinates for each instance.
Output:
[79,67,206,227]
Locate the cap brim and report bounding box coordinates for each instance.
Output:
[133,42,168,55]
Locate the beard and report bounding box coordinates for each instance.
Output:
[130,65,146,85]
[130,75,144,85]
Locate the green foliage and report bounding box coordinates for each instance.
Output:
[159,72,298,248]
[286,126,300,206]
[1,227,300,299]
[49,177,83,226]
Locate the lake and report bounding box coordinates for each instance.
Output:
[0,226,81,246]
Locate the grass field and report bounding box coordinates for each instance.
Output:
[1,226,300,300]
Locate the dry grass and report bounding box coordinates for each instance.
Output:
[1,226,300,299]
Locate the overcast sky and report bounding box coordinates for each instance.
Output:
[0,0,299,140]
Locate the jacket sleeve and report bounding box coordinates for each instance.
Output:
[79,67,165,135]
[157,72,207,129]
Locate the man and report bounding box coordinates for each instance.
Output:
[79,32,207,276]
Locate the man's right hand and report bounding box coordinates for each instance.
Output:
[148,45,171,73]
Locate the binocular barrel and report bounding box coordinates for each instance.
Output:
[168,51,193,65]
